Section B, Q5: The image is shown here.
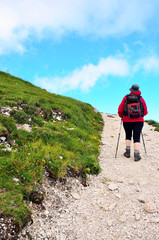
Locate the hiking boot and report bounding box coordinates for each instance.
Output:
[124,148,130,158]
[134,151,141,161]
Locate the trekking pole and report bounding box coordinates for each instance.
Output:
[115,119,123,158]
[141,132,147,154]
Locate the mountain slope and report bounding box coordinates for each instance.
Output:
[18,113,159,240]
[0,71,103,237]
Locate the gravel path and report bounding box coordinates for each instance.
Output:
[18,113,159,240]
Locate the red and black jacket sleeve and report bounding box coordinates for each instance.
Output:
[141,97,148,116]
[118,96,127,118]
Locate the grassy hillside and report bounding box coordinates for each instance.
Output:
[0,71,103,228]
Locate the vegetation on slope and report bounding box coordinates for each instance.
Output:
[0,71,103,227]
[145,120,159,132]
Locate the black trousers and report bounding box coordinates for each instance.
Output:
[123,122,144,143]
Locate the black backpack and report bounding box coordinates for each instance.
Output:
[124,94,144,118]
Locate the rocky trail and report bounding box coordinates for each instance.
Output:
[18,113,159,240]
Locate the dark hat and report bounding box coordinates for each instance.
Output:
[129,84,139,92]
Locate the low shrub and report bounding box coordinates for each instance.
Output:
[0,122,8,136]
[10,110,28,124]
[0,115,16,133]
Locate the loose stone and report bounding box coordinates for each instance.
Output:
[144,202,157,213]
[135,214,141,221]
[119,215,126,222]
[108,183,118,191]
[71,192,80,200]
[109,202,117,210]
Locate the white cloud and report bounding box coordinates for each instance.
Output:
[35,54,159,93]
[0,0,159,54]
[133,56,159,73]
[35,57,129,93]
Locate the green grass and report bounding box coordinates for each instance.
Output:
[0,71,103,227]
[145,120,159,132]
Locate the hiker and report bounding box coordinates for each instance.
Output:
[118,84,148,161]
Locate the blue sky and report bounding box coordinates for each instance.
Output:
[0,0,159,121]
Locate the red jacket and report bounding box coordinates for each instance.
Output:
[118,91,148,122]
